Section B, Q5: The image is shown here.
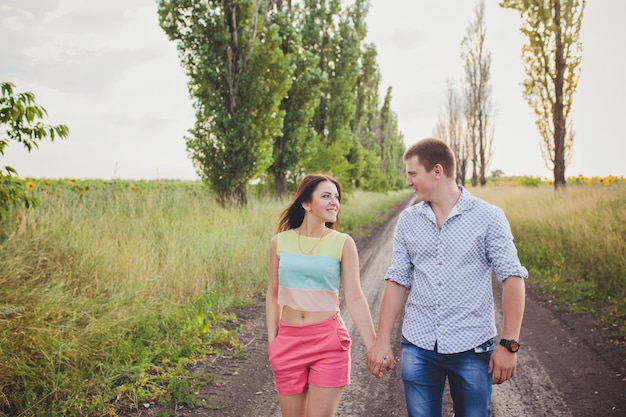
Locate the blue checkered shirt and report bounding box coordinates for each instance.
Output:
[385,187,528,354]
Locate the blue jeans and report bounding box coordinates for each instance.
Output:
[401,338,494,417]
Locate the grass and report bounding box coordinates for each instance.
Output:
[0,180,411,416]
[471,183,626,338]
[2,179,624,416]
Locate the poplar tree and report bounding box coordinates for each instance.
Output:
[501,0,585,189]
[352,44,383,189]
[353,44,379,153]
[299,0,361,186]
[376,87,406,189]
[436,79,469,186]
[159,0,293,206]
[462,0,495,187]
[268,3,322,199]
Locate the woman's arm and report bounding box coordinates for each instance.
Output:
[341,235,376,349]
[366,280,405,376]
[265,235,281,344]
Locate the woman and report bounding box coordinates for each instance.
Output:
[266,173,377,417]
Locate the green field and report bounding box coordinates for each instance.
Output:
[0,180,411,416]
[471,183,625,332]
[1,179,623,416]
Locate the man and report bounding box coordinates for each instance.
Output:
[366,137,527,417]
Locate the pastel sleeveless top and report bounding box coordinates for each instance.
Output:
[277,229,347,312]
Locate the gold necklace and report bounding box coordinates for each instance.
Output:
[297,228,327,255]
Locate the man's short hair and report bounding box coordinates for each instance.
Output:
[403,137,456,179]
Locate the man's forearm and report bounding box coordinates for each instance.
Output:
[501,276,526,339]
[377,280,407,341]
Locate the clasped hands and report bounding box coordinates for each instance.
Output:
[366,342,396,378]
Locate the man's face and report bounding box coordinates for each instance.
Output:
[405,155,435,201]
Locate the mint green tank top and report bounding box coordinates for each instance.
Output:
[276,229,347,311]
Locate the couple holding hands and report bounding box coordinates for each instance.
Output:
[265,138,528,417]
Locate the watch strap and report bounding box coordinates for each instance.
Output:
[499,338,520,353]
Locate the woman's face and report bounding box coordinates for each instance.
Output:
[304,180,340,224]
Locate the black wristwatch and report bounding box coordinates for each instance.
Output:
[499,338,520,353]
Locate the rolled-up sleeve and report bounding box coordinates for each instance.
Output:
[486,207,529,282]
[385,212,414,288]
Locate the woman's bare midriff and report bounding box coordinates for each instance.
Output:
[281,306,337,325]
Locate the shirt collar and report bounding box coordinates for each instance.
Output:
[455,186,475,213]
[417,186,475,219]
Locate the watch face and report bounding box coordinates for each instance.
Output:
[500,339,520,352]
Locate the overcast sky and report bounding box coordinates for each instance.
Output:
[1,0,624,181]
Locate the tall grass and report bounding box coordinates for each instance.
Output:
[0,181,410,416]
[471,184,625,336]
[5,179,622,416]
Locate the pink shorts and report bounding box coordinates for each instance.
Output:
[268,313,352,395]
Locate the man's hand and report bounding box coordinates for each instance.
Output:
[489,345,517,384]
[366,341,396,378]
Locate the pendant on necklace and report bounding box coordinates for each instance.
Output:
[297,228,326,255]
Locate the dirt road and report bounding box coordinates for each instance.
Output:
[125,196,625,417]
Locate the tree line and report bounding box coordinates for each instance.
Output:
[0,0,587,218]
[158,0,406,206]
